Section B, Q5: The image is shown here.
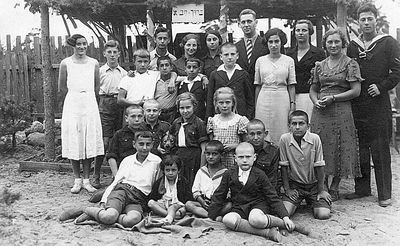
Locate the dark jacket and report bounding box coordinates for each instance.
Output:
[236,36,269,82]
[140,120,171,156]
[170,115,208,148]
[148,175,193,203]
[106,126,137,164]
[206,68,255,119]
[208,166,288,220]
[347,35,400,124]
[286,45,326,94]
[177,80,207,120]
[254,141,280,190]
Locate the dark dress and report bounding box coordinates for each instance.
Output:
[310,55,362,178]
[286,45,326,117]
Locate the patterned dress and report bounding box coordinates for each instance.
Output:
[310,55,362,178]
[207,114,249,169]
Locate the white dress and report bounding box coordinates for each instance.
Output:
[254,55,296,145]
[61,57,104,160]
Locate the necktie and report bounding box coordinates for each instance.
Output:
[246,39,253,64]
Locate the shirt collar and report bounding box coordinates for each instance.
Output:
[134,152,159,164]
[103,63,122,72]
[135,70,149,75]
[238,167,251,176]
[244,34,258,44]
[182,75,202,84]
[154,49,171,58]
[289,131,313,146]
[217,64,243,72]
[176,114,197,124]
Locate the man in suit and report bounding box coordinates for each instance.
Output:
[235,9,269,83]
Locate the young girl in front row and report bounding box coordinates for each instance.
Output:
[207,87,249,169]
[148,155,192,224]
[170,92,208,187]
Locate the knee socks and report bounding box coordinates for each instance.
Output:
[234,218,281,242]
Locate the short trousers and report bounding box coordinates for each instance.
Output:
[99,96,123,137]
[230,201,269,220]
[105,183,147,216]
[282,180,331,209]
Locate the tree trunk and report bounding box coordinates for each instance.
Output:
[40,4,56,160]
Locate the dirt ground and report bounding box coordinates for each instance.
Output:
[1,144,400,246]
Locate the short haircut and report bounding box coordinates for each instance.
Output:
[213,87,237,114]
[294,19,314,36]
[263,28,288,47]
[104,40,120,50]
[154,26,171,37]
[143,99,160,109]
[125,104,144,116]
[235,142,255,154]
[247,119,265,131]
[357,3,378,18]
[66,34,86,47]
[180,33,201,50]
[205,140,224,154]
[220,42,237,54]
[322,28,348,49]
[176,92,198,110]
[239,9,256,20]
[185,57,202,67]
[156,56,172,68]
[289,110,309,124]
[160,155,182,170]
[133,48,150,61]
[133,130,154,141]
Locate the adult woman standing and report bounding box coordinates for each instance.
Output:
[59,34,104,194]
[202,30,223,79]
[173,34,203,76]
[309,29,362,201]
[286,20,326,118]
[254,28,296,144]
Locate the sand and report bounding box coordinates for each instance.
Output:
[1,144,400,246]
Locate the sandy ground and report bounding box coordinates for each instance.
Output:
[1,144,400,246]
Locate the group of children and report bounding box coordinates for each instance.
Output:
[72,27,333,242]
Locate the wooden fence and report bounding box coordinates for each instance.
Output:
[0,34,140,115]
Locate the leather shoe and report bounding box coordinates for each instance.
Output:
[378,199,392,207]
[344,192,371,200]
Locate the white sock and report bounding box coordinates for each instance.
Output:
[74,178,82,183]
[83,179,90,184]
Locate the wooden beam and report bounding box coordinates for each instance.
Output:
[19,160,111,173]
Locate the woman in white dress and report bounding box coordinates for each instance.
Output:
[254,28,296,144]
[59,34,104,194]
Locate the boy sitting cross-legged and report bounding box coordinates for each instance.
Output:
[208,142,298,242]
[185,140,230,218]
[279,110,331,220]
[148,155,192,224]
[81,131,161,228]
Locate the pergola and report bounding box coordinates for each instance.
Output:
[57,0,345,50]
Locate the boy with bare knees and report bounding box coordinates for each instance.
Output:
[279,110,331,220]
[208,142,296,242]
[82,131,161,227]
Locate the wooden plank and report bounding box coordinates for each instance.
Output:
[6,35,11,51]
[33,37,41,67]
[57,36,63,63]
[19,160,111,173]
[5,52,11,97]
[50,36,56,63]
[127,36,133,62]
[16,37,26,100]
[0,49,4,99]
[98,38,105,63]
[23,53,30,101]
[11,52,19,102]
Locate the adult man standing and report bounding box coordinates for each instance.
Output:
[235,9,268,83]
[149,26,177,71]
[346,3,400,207]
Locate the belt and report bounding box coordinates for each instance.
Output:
[100,94,118,98]
[161,106,176,113]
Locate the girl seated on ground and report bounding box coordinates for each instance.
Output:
[148,155,193,224]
